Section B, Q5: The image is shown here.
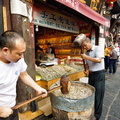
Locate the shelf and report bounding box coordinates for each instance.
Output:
[36,35,82,57]
[37,43,72,45]
[56,54,81,57]
[56,54,81,55]
[54,48,80,49]
[37,43,47,45]
[55,48,73,50]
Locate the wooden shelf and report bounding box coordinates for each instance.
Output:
[54,48,79,49]
[56,55,81,57]
[36,35,82,58]
[37,43,72,45]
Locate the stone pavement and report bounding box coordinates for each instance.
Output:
[100,63,120,120]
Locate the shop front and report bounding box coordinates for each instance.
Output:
[1,0,110,119]
[33,3,88,89]
[30,0,111,118]
[31,3,92,119]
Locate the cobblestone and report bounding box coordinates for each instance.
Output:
[100,64,120,120]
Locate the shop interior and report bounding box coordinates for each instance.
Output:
[34,25,87,67]
[34,25,91,82]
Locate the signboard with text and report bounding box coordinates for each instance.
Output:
[33,6,79,34]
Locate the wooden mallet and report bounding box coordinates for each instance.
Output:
[73,34,87,71]
[11,75,71,110]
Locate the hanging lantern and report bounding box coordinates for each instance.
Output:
[106,0,116,10]
[108,2,114,10]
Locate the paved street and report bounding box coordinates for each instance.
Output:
[100,63,120,120]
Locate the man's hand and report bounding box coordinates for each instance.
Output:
[0,106,13,118]
[81,54,102,63]
[84,69,89,76]
[81,54,88,59]
[20,71,48,98]
[37,87,48,98]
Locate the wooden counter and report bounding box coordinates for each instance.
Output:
[36,70,86,90]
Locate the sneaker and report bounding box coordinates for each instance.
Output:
[94,117,99,120]
[108,73,112,75]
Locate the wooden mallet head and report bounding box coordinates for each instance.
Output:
[73,33,86,47]
[60,75,71,94]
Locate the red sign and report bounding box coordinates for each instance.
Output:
[56,0,110,28]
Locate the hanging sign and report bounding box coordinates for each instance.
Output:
[10,0,28,17]
[33,6,79,34]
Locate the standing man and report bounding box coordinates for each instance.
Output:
[109,45,117,74]
[0,30,47,120]
[74,34,105,120]
[104,45,111,72]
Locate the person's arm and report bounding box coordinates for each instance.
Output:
[84,63,89,76]
[109,51,112,59]
[19,71,47,97]
[81,54,102,63]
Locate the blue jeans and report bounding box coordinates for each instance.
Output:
[109,59,117,73]
[104,56,110,71]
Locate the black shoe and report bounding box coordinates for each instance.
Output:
[94,119,99,120]
[94,117,99,120]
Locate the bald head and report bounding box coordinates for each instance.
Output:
[0,30,25,50]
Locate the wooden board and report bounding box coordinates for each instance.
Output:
[19,110,44,120]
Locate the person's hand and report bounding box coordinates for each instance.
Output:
[37,87,48,98]
[81,54,88,59]
[84,70,89,76]
[0,106,13,118]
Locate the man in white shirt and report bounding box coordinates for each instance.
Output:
[0,30,47,119]
[74,34,105,120]
[114,43,120,62]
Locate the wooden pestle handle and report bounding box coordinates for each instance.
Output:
[80,46,86,71]
[12,86,62,110]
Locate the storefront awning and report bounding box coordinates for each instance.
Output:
[56,0,110,28]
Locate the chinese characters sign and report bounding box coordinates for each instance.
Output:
[33,7,79,34]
